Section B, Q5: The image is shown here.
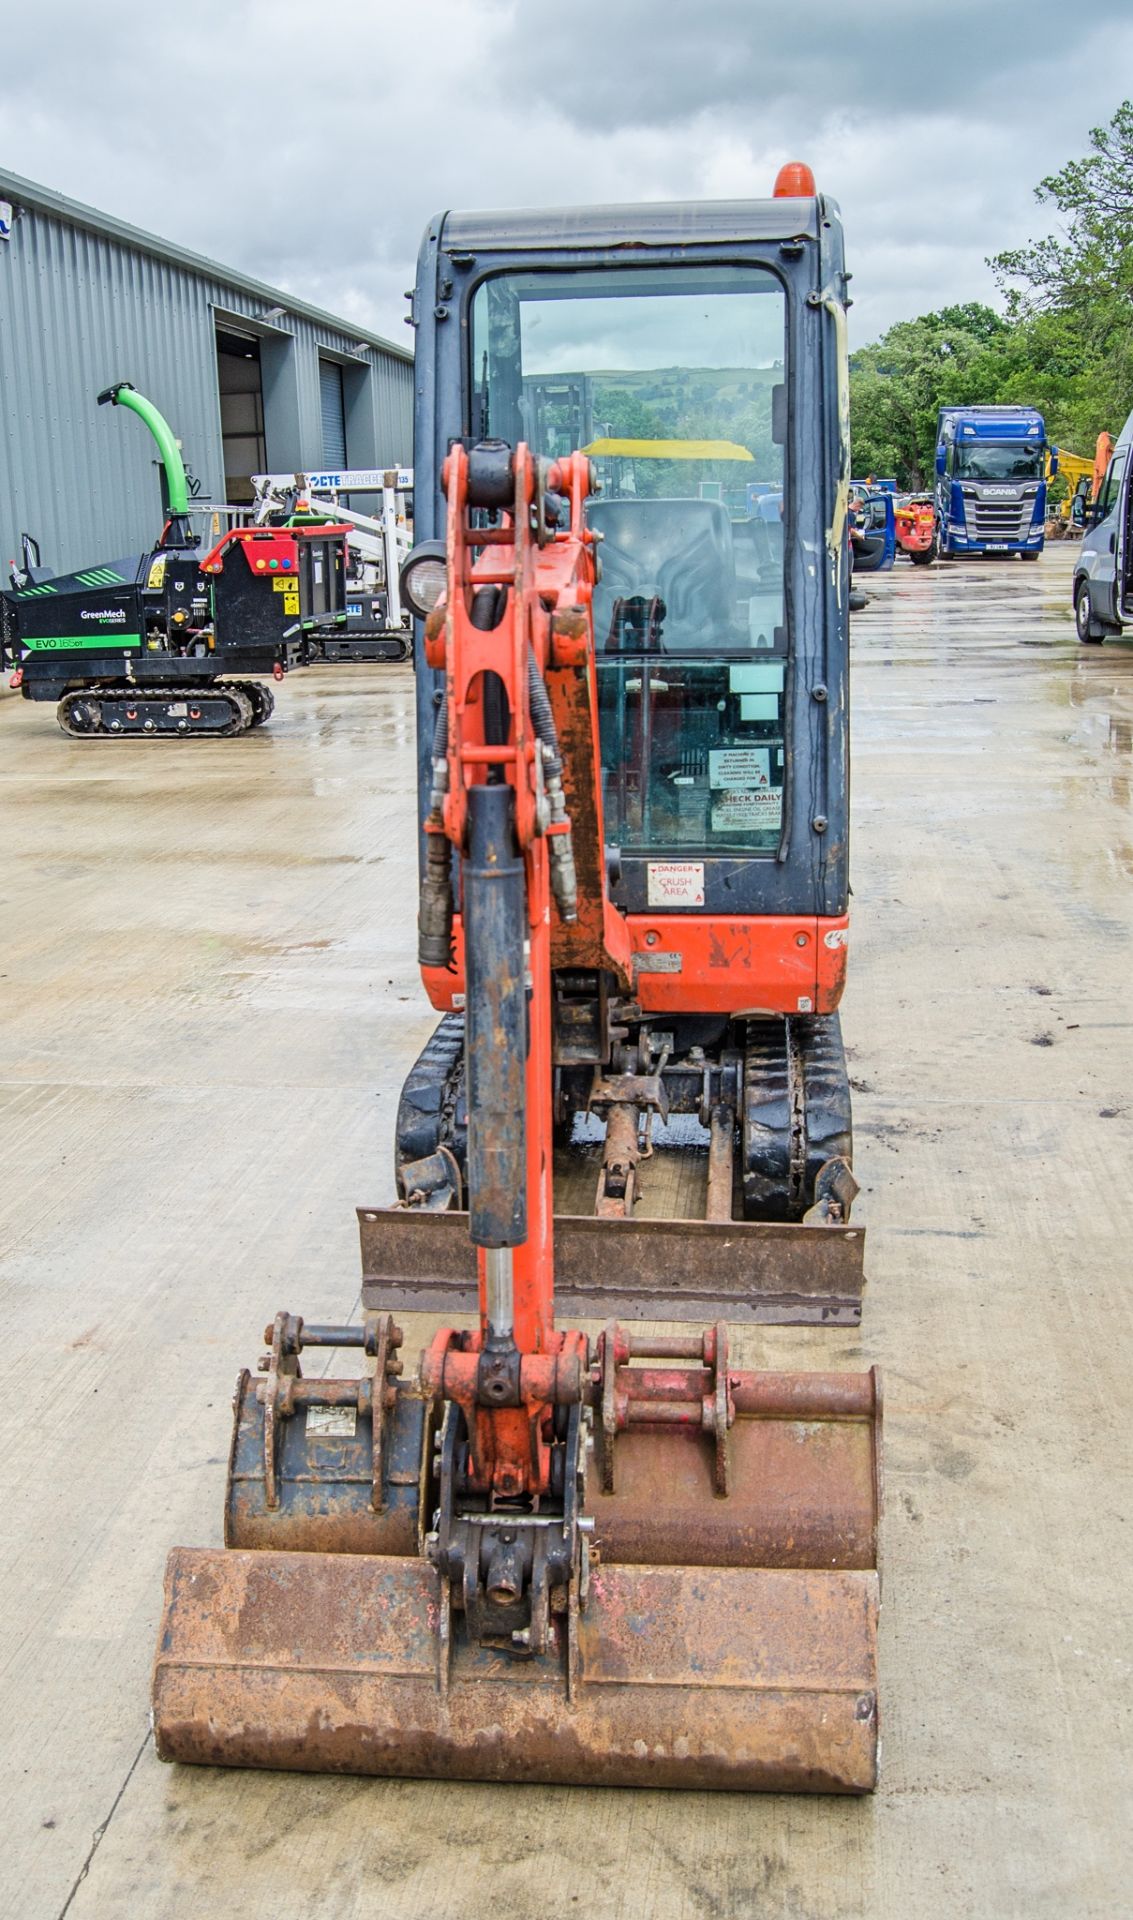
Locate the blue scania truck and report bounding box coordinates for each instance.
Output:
[935,405,1051,560]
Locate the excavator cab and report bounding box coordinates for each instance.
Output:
[153,177,880,1795]
[418,208,846,941]
[389,186,859,1300]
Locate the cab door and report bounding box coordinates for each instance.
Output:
[1117,446,1133,627]
[1085,447,1128,623]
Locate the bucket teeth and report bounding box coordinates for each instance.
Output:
[153,1548,878,1792]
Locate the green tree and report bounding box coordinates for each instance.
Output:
[850,104,1133,482]
[849,305,1010,486]
[990,99,1133,446]
[590,384,671,495]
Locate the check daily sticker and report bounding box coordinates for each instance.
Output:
[709,747,771,789]
[647,862,705,907]
[711,788,783,831]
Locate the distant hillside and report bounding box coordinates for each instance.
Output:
[591,365,781,405]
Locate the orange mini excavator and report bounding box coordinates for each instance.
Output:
[153,172,882,1792]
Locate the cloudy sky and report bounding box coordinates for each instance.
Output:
[3,0,1132,348]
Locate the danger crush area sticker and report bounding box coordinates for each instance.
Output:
[647,862,705,907]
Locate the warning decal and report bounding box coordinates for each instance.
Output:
[647,862,705,907]
[711,788,783,832]
[709,747,771,789]
[307,1406,357,1439]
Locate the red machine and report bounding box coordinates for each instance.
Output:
[895,497,936,564]
[152,441,881,1791]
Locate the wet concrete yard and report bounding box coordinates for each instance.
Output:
[1,544,1130,1917]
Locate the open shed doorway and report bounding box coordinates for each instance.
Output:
[216,326,266,503]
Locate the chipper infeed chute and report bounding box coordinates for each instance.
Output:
[153,442,881,1791]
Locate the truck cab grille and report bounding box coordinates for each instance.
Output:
[972,500,1033,543]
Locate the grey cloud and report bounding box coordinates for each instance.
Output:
[1,0,1131,347]
[496,0,1133,128]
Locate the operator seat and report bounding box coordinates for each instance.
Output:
[588,497,738,651]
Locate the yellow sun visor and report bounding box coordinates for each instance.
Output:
[583,438,756,462]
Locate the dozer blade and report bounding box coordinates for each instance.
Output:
[153,1548,878,1792]
[358,1205,865,1325]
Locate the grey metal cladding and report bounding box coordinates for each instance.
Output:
[0,170,413,576]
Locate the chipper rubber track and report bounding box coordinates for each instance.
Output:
[153,443,881,1792]
[57,679,272,738]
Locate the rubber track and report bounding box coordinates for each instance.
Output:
[742,1019,797,1219]
[742,1014,853,1221]
[394,1013,468,1184]
[56,680,269,738]
[239,681,275,728]
[796,1012,854,1202]
[396,1010,852,1225]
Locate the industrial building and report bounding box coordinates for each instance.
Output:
[0,170,413,576]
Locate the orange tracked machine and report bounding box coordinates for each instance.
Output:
[153,169,882,1792]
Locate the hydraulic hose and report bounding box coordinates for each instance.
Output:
[418,693,455,969]
[431,693,448,764]
[527,649,562,777]
[527,649,578,923]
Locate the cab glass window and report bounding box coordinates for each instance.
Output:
[1095,450,1127,521]
[953,441,1043,483]
[470,266,789,856]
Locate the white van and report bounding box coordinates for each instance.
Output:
[1074,409,1133,642]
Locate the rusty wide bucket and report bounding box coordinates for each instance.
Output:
[154,1550,877,1790]
[152,1363,881,1792]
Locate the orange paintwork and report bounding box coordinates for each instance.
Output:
[894,500,934,556]
[425,443,601,1499]
[631,912,848,1013]
[423,910,849,1018]
[424,449,599,854]
[423,442,850,1503]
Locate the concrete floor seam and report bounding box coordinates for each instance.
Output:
[55,1730,152,1920]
